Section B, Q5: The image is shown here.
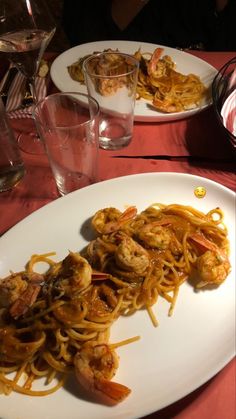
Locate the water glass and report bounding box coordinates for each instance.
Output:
[83,52,139,150]
[0,97,25,192]
[33,92,99,196]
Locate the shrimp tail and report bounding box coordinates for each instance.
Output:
[103,206,137,234]
[119,206,137,223]
[75,364,131,406]
[95,378,131,406]
[91,271,110,280]
[189,232,217,253]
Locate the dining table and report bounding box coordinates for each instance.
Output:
[0,48,235,419]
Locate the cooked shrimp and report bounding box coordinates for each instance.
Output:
[52,252,109,298]
[55,252,92,297]
[147,47,164,76]
[98,77,125,96]
[74,341,131,406]
[0,272,44,319]
[96,53,129,96]
[196,250,231,288]
[92,207,122,234]
[86,237,115,271]
[92,206,137,235]
[0,326,46,362]
[137,222,172,250]
[115,235,150,274]
[190,232,231,287]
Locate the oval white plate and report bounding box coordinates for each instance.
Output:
[50,40,217,122]
[0,173,235,419]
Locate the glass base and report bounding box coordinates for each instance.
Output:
[99,134,132,150]
[0,163,25,192]
[99,118,132,150]
[17,131,45,155]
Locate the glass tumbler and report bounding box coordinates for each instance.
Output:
[83,52,139,150]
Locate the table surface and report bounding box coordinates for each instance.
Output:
[0,49,235,419]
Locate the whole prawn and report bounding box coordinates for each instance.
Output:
[92,206,137,235]
[190,232,231,288]
[74,341,131,405]
[137,221,172,250]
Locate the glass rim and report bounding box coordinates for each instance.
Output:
[83,51,139,79]
[33,92,100,130]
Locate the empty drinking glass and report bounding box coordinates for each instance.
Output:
[83,52,139,150]
[33,92,99,196]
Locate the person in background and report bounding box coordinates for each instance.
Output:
[62,0,235,51]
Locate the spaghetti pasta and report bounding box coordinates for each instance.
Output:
[134,47,208,112]
[0,203,231,404]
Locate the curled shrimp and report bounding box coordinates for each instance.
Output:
[48,252,109,300]
[137,221,172,250]
[196,250,231,288]
[74,341,131,406]
[147,48,174,78]
[92,206,137,235]
[190,233,231,288]
[115,234,150,275]
[0,272,44,319]
[54,252,93,297]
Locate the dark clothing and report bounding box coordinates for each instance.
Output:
[62,0,236,51]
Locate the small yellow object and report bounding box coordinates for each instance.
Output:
[38,60,49,78]
[194,186,206,198]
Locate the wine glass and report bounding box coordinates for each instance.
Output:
[0,0,56,154]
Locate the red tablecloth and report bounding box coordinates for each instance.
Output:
[0,50,235,419]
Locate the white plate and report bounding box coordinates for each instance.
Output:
[0,173,235,419]
[50,40,218,122]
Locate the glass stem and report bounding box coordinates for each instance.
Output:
[28,77,38,104]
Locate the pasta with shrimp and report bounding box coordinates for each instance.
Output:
[0,203,231,403]
[0,252,135,404]
[134,48,208,112]
[86,203,231,323]
[67,47,208,113]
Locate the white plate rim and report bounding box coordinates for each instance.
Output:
[50,40,218,122]
[0,172,235,419]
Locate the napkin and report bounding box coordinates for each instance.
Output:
[221,88,236,143]
[0,66,48,119]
